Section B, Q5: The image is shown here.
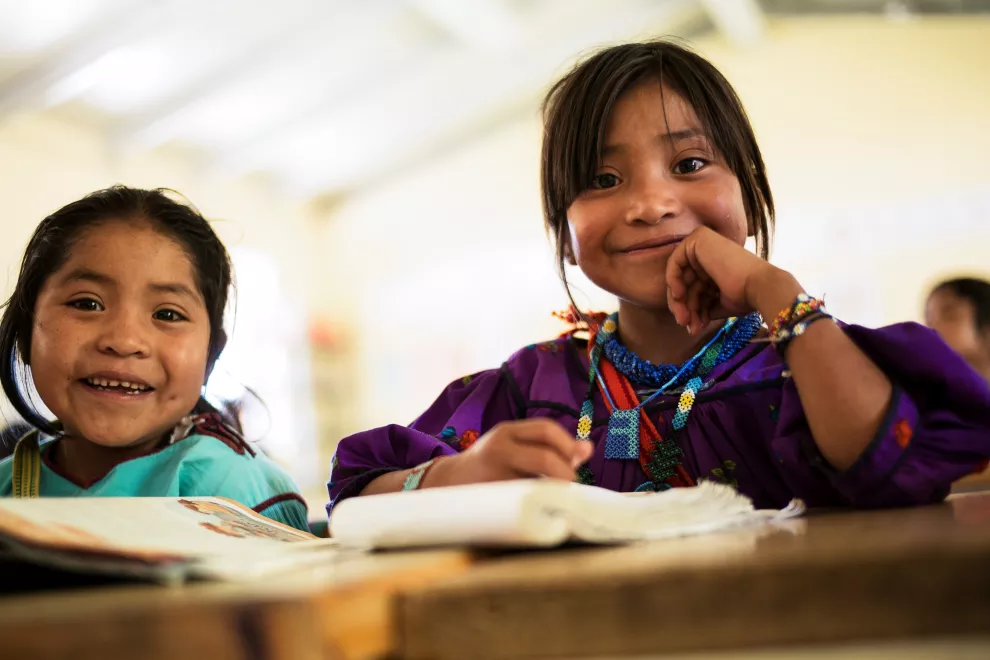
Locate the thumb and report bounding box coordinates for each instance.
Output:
[572,439,594,467]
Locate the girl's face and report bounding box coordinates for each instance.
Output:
[565,78,749,312]
[926,288,989,366]
[30,220,212,449]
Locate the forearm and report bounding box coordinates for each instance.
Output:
[751,269,894,471]
[358,456,454,495]
[359,469,411,495]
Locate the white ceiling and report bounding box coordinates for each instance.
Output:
[0,0,981,200]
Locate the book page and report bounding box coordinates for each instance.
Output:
[0,497,322,564]
[330,480,573,548]
[330,480,802,549]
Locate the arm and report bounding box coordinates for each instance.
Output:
[748,268,893,471]
[667,227,990,498]
[327,367,517,511]
[328,342,592,512]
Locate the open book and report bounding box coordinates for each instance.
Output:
[0,496,340,585]
[330,480,804,549]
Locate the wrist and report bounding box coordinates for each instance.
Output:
[747,267,804,321]
[419,454,456,489]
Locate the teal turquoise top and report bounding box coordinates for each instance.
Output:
[0,414,309,532]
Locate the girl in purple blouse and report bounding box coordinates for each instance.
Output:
[327,40,990,513]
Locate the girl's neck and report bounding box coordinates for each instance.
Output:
[615,301,722,366]
[52,433,166,485]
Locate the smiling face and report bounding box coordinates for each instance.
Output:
[29,219,212,449]
[564,78,749,311]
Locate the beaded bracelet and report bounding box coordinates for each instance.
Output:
[402,457,443,491]
[771,311,832,357]
[768,293,826,338]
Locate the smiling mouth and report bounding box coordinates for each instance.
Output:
[620,236,685,254]
[81,378,154,395]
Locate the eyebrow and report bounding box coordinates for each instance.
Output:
[602,128,707,158]
[57,268,202,301]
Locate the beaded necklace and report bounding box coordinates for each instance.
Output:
[576,312,763,490]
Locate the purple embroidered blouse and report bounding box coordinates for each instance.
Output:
[327,322,990,513]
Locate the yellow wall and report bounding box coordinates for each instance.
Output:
[314,16,990,431]
[4,15,989,456]
[0,112,314,296]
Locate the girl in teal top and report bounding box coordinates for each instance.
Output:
[0,186,308,532]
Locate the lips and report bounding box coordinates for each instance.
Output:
[80,372,154,395]
[619,235,686,254]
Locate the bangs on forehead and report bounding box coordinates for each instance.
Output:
[541,40,774,262]
[579,62,730,204]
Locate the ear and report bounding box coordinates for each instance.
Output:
[561,224,578,266]
[205,329,227,381]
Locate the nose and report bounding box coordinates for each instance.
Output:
[97,309,151,358]
[623,174,682,226]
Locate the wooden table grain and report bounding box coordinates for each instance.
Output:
[4,494,989,660]
[0,548,472,660]
[395,493,990,660]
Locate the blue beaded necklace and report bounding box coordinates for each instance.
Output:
[603,312,764,390]
[577,311,763,487]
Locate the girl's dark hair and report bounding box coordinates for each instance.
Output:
[932,278,990,331]
[540,39,774,308]
[0,185,233,434]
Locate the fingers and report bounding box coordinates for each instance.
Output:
[506,443,579,480]
[685,279,709,334]
[499,418,580,461]
[474,419,597,482]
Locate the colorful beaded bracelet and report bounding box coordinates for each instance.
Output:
[768,293,825,337]
[402,457,442,491]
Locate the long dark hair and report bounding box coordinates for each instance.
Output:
[541,39,774,311]
[0,186,233,434]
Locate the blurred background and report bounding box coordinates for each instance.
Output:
[1,0,988,514]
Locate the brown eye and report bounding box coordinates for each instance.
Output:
[67,298,103,312]
[590,173,620,189]
[673,157,707,175]
[154,309,187,322]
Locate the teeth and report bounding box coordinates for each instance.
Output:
[85,378,150,392]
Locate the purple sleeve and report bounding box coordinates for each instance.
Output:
[773,321,990,508]
[326,365,525,514]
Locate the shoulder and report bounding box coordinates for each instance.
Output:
[0,434,57,496]
[428,334,582,402]
[505,334,584,378]
[173,434,293,478]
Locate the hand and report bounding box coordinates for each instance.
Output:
[665,227,800,334]
[426,419,595,487]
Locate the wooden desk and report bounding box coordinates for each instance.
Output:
[396,493,990,660]
[0,548,471,660]
[4,495,989,660]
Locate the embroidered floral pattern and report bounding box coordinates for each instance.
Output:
[893,419,914,449]
[459,429,480,450]
[709,460,738,488]
[461,375,474,386]
[526,340,563,354]
[437,426,458,446]
[436,426,481,450]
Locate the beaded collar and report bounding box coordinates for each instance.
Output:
[576,311,763,490]
[602,313,764,389]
